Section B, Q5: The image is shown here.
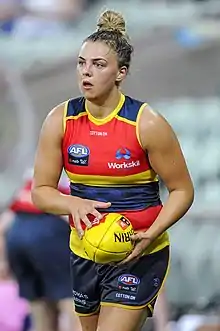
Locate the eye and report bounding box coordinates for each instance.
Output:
[94,62,105,68]
[78,60,85,66]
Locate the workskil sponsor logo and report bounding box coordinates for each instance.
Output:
[108,160,140,169]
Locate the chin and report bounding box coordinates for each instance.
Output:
[83,91,100,102]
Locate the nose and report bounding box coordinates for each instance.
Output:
[82,63,92,77]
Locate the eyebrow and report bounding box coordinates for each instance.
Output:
[78,56,107,62]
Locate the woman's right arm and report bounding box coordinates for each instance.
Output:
[32,103,111,237]
[31,103,71,215]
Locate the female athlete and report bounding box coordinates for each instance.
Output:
[32,10,194,331]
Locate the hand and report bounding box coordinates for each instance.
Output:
[68,197,111,238]
[119,232,153,264]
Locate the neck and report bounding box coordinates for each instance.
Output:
[86,88,121,119]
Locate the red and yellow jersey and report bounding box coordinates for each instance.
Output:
[62,93,169,257]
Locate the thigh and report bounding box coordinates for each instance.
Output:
[57,298,82,331]
[78,314,99,331]
[153,287,170,331]
[30,300,58,331]
[98,305,148,331]
[101,246,170,316]
[70,252,101,317]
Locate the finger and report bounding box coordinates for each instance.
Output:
[89,208,103,220]
[118,249,141,265]
[92,201,111,209]
[130,233,142,242]
[73,213,84,239]
[81,215,92,229]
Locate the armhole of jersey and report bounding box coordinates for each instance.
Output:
[136,102,147,150]
[63,100,69,134]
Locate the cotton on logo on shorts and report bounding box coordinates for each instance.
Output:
[116,293,136,300]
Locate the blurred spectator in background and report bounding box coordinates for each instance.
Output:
[0,0,22,34]
[0,169,81,331]
[0,211,30,331]
[0,0,88,38]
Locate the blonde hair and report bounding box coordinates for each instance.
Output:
[85,10,133,70]
[97,10,127,37]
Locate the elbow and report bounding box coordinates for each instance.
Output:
[188,177,195,204]
[188,184,195,208]
[183,180,195,211]
[170,180,195,210]
[31,186,45,211]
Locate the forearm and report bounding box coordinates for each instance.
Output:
[32,186,77,215]
[146,188,194,240]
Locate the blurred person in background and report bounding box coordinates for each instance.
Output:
[1,169,81,331]
[31,8,194,331]
[0,0,22,34]
[0,0,86,38]
[0,211,30,331]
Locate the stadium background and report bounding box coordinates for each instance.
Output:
[1,0,220,330]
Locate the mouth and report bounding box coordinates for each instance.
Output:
[82,81,93,90]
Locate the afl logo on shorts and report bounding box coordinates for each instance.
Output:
[118,274,140,285]
[68,144,90,166]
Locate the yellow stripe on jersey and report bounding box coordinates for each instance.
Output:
[63,100,69,133]
[66,169,158,186]
[85,93,125,126]
[114,115,136,126]
[136,103,147,149]
[115,102,148,128]
[66,112,87,121]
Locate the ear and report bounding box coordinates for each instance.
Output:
[116,66,128,84]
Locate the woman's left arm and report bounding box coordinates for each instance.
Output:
[122,107,194,263]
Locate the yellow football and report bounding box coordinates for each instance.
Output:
[82,213,134,264]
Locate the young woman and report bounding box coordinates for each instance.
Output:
[32,10,194,331]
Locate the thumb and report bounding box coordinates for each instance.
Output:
[93,201,111,208]
[130,233,143,242]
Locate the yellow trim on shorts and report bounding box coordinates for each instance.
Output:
[148,303,154,315]
[100,245,170,311]
[75,310,99,317]
[145,245,171,307]
[74,305,100,317]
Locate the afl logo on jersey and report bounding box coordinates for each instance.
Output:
[68,144,90,166]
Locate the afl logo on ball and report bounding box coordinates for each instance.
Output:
[68,144,90,166]
[117,217,130,230]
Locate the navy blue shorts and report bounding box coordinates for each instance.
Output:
[6,212,71,301]
[70,246,170,316]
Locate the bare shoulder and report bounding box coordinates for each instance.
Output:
[43,101,66,126]
[139,105,177,150]
[40,101,67,138]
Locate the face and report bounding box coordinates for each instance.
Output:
[77,41,127,101]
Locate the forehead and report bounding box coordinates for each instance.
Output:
[79,41,116,61]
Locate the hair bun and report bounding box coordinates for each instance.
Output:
[97,10,126,36]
